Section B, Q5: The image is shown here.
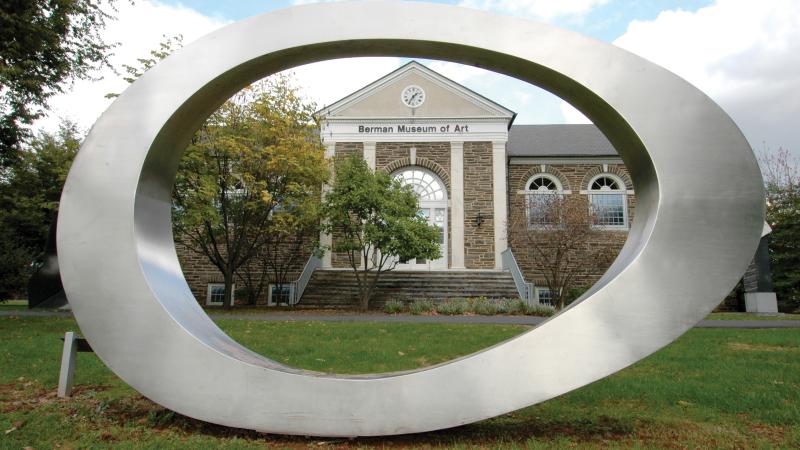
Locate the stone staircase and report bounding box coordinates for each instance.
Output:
[299,270,521,309]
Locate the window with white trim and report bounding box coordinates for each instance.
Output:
[587,175,627,229]
[206,283,234,306]
[536,287,554,306]
[524,174,564,228]
[268,284,293,306]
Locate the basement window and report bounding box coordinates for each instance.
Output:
[206,283,234,306]
[268,284,293,306]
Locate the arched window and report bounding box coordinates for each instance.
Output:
[587,174,627,228]
[525,174,564,227]
[393,168,446,201]
[392,167,448,269]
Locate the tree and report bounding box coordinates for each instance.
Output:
[509,194,613,310]
[322,155,441,311]
[759,146,799,312]
[172,75,328,309]
[0,120,81,298]
[1,0,120,168]
[105,34,182,98]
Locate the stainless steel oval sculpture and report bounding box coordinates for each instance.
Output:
[57,1,764,437]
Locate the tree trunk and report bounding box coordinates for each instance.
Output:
[223,270,235,309]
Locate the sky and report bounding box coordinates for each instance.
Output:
[37,0,800,155]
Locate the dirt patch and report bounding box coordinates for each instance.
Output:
[728,342,798,352]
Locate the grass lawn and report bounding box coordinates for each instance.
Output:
[0,299,28,311]
[706,312,800,321]
[1,316,799,449]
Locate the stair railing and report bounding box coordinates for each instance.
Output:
[290,254,322,305]
[501,248,536,304]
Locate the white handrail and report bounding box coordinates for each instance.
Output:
[501,248,536,304]
[291,254,322,304]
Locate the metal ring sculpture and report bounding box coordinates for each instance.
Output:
[58,1,764,437]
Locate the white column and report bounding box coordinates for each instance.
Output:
[320,141,335,268]
[492,141,508,269]
[363,141,376,171]
[450,141,465,269]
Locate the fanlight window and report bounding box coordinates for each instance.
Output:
[525,174,563,227]
[588,175,627,228]
[394,168,446,201]
[528,176,558,191]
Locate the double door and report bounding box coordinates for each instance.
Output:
[397,205,447,270]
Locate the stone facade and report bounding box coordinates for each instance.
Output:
[463,142,496,269]
[507,163,634,289]
[331,142,364,269]
[176,242,312,306]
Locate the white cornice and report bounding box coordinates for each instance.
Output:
[323,116,510,123]
[321,119,509,143]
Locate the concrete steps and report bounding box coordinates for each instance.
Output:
[299,270,520,309]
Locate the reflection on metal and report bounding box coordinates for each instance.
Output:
[28,213,68,309]
[57,2,764,437]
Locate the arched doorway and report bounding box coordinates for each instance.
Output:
[392,167,448,270]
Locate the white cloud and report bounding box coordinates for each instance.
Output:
[35,0,229,133]
[458,0,609,21]
[284,58,402,109]
[426,60,489,84]
[35,0,400,133]
[610,0,800,153]
[292,0,347,4]
[559,102,591,124]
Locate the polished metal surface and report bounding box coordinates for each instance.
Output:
[57,1,764,437]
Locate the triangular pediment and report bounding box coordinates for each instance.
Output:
[317,61,515,121]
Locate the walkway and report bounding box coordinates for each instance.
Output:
[3,309,800,328]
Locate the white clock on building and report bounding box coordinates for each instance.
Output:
[401,85,426,108]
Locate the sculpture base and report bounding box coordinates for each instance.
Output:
[744,292,779,313]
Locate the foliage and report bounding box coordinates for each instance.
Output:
[510,194,614,310]
[322,155,440,310]
[523,303,556,317]
[0,0,120,168]
[105,34,183,98]
[383,299,405,314]
[0,120,81,299]
[759,146,799,312]
[435,299,468,315]
[409,299,435,315]
[173,75,328,308]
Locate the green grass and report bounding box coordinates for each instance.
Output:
[706,312,800,320]
[0,299,28,311]
[1,315,799,448]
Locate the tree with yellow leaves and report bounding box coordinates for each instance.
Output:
[172,74,328,308]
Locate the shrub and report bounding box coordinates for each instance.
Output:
[409,299,435,315]
[496,298,523,314]
[472,299,500,315]
[384,300,405,314]
[523,303,556,317]
[436,299,468,315]
[565,286,589,306]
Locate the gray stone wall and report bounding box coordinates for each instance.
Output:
[507,162,634,289]
[331,142,364,268]
[463,142,495,269]
[176,241,311,306]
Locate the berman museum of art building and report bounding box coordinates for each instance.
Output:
[179,61,766,310]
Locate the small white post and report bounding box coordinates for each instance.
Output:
[58,331,78,398]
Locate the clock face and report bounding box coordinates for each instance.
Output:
[401,85,426,108]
